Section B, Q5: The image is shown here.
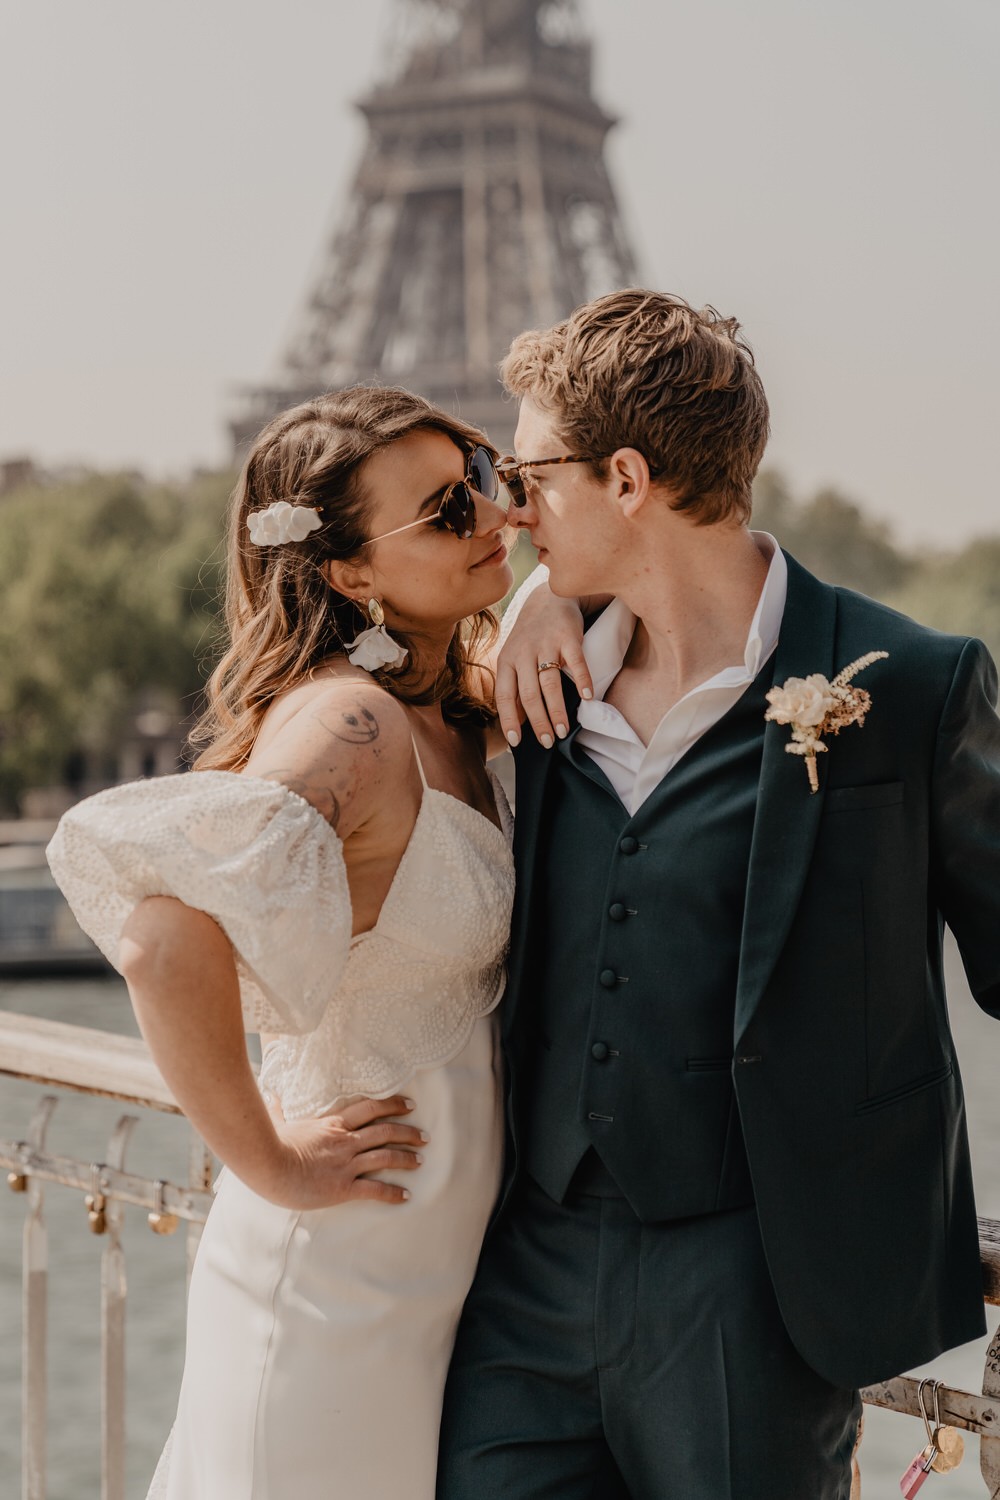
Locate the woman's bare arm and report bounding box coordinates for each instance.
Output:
[118,681,426,1210]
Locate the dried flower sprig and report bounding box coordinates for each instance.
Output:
[765,651,889,793]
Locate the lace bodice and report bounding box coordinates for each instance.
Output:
[47,765,514,1116]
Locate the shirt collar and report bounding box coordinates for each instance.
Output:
[581,531,788,699]
[743,532,786,677]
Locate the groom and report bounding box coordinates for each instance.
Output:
[437,289,1000,1499]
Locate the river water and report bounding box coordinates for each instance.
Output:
[2,937,998,1499]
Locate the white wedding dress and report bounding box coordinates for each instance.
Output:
[47,748,514,1499]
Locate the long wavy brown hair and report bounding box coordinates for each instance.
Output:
[191,387,499,773]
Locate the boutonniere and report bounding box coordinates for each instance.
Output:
[765,651,889,793]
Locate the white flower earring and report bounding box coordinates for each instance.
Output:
[346,598,408,672]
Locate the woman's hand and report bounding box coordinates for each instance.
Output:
[258,1094,427,1209]
[495,577,596,749]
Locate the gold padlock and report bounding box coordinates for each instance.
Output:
[85,1191,107,1234]
[85,1166,107,1234]
[7,1170,28,1193]
[929,1382,965,1474]
[148,1180,179,1236]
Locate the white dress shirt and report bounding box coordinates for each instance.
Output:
[500,534,788,816]
[576,534,787,813]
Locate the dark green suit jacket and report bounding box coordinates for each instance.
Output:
[501,552,1000,1390]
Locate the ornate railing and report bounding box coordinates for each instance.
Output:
[1,1013,214,1500]
[2,1010,999,1498]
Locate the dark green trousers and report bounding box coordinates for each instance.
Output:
[437,1166,861,1500]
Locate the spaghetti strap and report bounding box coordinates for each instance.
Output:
[410,735,429,789]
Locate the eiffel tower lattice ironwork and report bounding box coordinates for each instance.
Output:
[231,0,638,455]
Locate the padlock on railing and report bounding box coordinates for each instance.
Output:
[85,1163,107,1234]
[147,1178,179,1236]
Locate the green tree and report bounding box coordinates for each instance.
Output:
[0,471,230,813]
[753,469,1000,663]
[887,539,1000,665]
[752,469,912,598]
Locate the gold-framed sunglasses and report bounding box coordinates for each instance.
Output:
[368,445,501,544]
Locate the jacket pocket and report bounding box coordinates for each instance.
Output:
[826,780,904,813]
[855,1060,953,1115]
[686,1056,732,1072]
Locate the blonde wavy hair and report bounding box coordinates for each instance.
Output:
[501,288,769,525]
[191,387,498,773]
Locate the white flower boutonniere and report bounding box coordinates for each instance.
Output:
[765,651,889,793]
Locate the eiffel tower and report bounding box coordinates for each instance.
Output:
[231,0,638,454]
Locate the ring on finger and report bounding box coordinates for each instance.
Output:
[537,660,561,674]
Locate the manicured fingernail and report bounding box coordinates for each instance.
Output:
[402,1189,411,1200]
[419,1130,430,1142]
[540,733,554,749]
[414,1153,423,1164]
[582,688,593,700]
[506,729,520,747]
[404,1098,416,1109]
[555,723,568,739]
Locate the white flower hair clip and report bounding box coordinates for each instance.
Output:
[765,650,889,793]
[247,500,322,547]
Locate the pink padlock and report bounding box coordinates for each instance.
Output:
[899,1445,935,1497]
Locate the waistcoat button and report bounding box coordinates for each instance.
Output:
[608,903,626,922]
[591,1041,610,1061]
[599,969,618,989]
[619,836,639,855]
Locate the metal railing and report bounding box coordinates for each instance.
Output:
[2,1010,999,1497]
[1,1012,213,1500]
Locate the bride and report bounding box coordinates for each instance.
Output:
[47,386,577,1499]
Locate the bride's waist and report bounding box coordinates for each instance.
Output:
[258,1008,502,1123]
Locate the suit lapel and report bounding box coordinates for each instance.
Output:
[504,676,604,1040]
[734,554,839,1040]
[502,732,558,1041]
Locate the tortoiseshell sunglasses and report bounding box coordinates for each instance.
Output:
[497,451,665,508]
[495,454,607,509]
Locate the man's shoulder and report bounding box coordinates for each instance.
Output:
[786,553,978,688]
[832,582,968,657]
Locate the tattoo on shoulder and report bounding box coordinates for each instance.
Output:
[257,769,342,830]
[313,702,381,744]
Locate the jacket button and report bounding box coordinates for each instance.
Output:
[599,969,618,989]
[608,903,627,922]
[619,836,639,855]
[591,1041,610,1061]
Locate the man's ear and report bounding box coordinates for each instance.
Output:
[324,557,374,600]
[611,448,654,521]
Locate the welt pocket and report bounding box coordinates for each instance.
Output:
[855,1061,953,1115]
[825,780,904,813]
[686,1056,732,1073]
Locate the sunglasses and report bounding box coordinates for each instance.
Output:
[496,452,665,508]
[496,454,606,509]
[368,445,501,544]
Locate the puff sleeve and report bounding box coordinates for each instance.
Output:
[46,771,351,1036]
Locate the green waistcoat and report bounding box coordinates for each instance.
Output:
[520,661,774,1219]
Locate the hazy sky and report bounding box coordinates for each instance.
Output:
[1,0,997,545]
